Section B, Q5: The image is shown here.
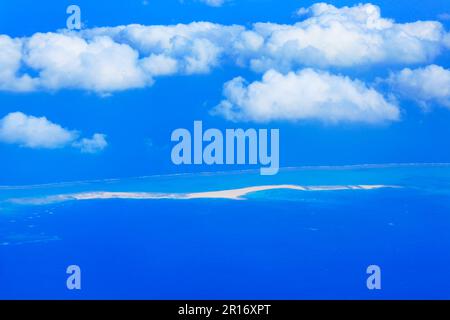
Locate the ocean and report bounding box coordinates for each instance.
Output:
[1,164,449,299]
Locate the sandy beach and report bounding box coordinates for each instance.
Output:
[183,184,393,200]
[10,184,398,205]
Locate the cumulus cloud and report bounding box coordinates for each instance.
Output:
[387,64,450,108]
[245,3,448,71]
[141,54,178,76]
[0,112,77,148]
[0,3,448,94]
[0,112,107,152]
[23,33,150,93]
[213,69,400,124]
[84,22,241,75]
[0,36,36,92]
[73,133,108,153]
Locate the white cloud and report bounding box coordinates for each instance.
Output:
[141,54,178,76]
[73,133,108,153]
[0,112,108,152]
[0,36,36,92]
[24,33,150,93]
[245,3,448,71]
[0,112,77,148]
[387,64,450,108]
[0,3,448,94]
[199,0,226,7]
[84,22,242,75]
[213,69,400,124]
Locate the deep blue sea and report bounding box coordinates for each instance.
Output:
[1,164,449,299]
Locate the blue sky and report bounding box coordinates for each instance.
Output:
[1,0,450,184]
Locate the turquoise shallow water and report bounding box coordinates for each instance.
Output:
[1,163,450,203]
[0,164,450,299]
